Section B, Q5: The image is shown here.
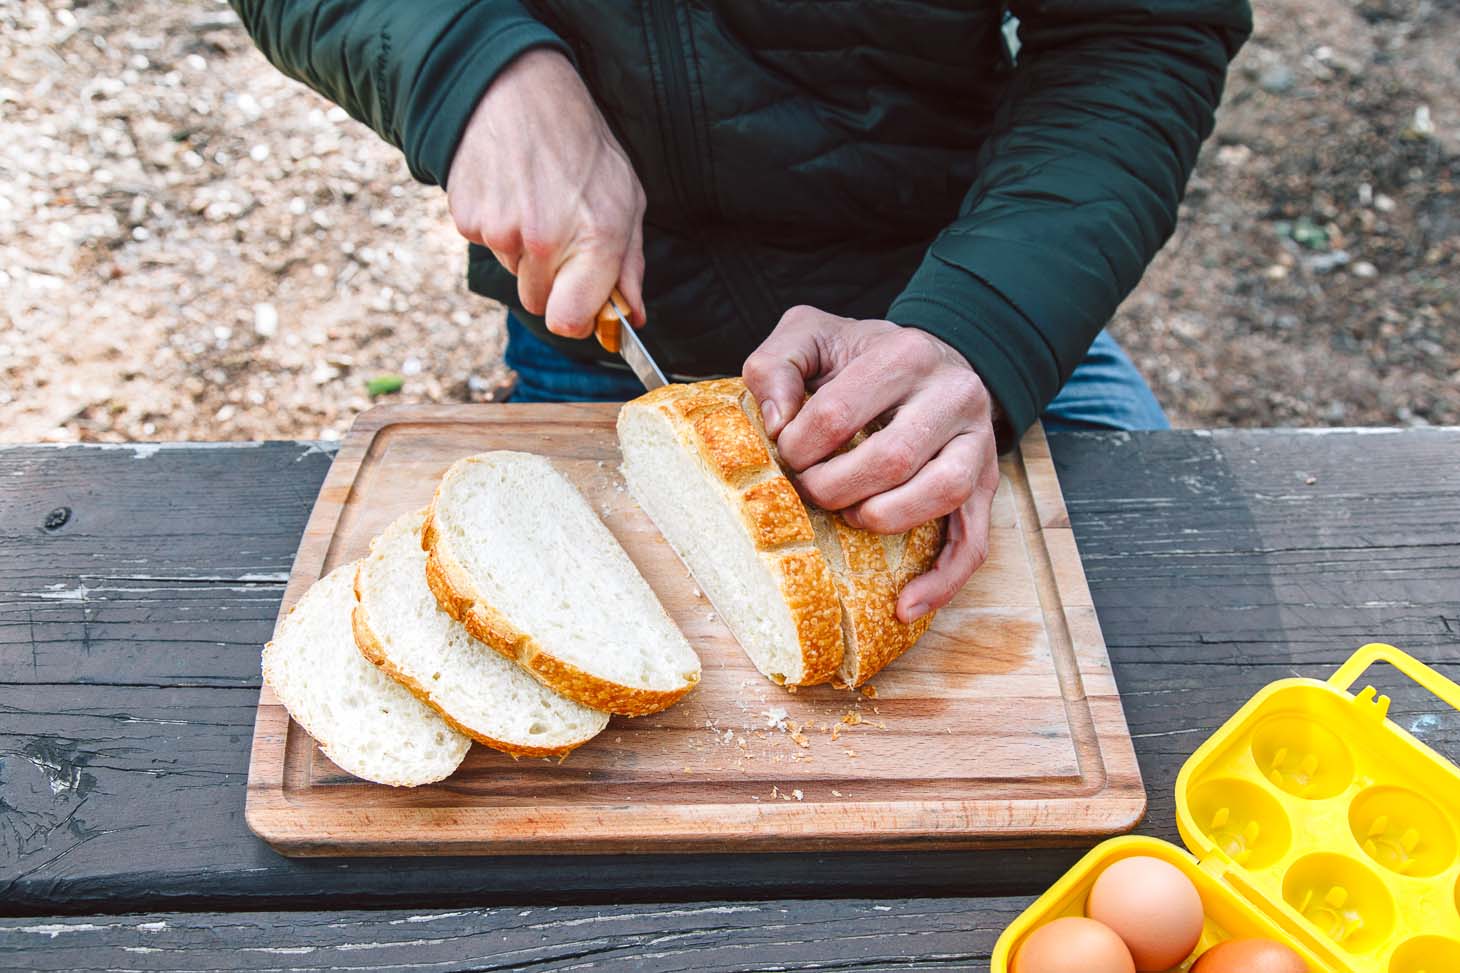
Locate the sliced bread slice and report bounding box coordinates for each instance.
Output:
[809,509,943,687]
[353,508,610,757]
[423,451,701,716]
[617,378,845,686]
[262,562,470,787]
[618,378,944,689]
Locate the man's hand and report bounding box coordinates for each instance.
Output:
[743,306,1001,622]
[446,49,646,337]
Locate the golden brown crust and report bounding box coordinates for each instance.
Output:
[628,378,948,689]
[741,477,816,550]
[629,379,846,686]
[421,488,693,718]
[769,549,844,685]
[350,560,589,760]
[818,512,944,687]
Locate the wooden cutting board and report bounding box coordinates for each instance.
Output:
[245,404,1144,855]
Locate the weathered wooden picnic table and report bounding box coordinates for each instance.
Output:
[1,428,1456,971]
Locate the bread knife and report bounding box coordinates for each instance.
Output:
[595,288,668,390]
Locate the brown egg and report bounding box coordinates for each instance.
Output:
[1012,916,1135,973]
[1191,938,1308,973]
[1086,856,1205,971]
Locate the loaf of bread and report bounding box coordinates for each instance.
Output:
[353,509,611,758]
[423,450,702,716]
[618,378,942,688]
[262,562,470,786]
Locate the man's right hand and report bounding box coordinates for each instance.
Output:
[446,49,646,338]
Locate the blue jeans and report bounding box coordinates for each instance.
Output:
[505,315,1169,432]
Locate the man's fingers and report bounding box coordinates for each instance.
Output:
[617,219,647,327]
[896,484,995,623]
[844,431,986,533]
[742,306,831,438]
[516,249,553,316]
[795,388,970,510]
[544,242,623,339]
[775,330,926,472]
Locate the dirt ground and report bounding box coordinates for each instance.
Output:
[1,0,1456,443]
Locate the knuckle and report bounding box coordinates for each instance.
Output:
[878,437,920,483]
[742,353,772,386]
[779,304,819,331]
[931,468,974,511]
[950,372,987,412]
[806,395,857,443]
[519,225,556,259]
[888,328,935,366]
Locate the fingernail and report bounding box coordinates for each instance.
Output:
[761,400,781,435]
[842,508,863,529]
[906,602,930,622]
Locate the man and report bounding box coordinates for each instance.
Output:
[233,1,1250,620]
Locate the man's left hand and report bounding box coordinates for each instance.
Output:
[743,306,1001,622]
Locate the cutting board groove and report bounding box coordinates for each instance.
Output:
[246,405,1143,855]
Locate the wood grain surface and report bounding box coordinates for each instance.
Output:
[1,430,1455,917]
[0,899,1021,972]
[245,405,1145,855]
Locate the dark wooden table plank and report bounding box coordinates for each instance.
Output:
[1,431,1457,918]
[0,898,1021,972]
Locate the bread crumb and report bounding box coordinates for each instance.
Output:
[784,684,797,694]
[683,765,692,773]
[861,685,878,699]
[615,736,622,743]
[791,788,803,801]
[831,680,849,691]
[790,731,809,748]
[831,723,842,742]
[841,711,862,726]
[844,749,858,758]
[831,789,843,797]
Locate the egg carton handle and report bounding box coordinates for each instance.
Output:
[1328,642,1460,716]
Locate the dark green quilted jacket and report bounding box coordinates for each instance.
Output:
[232,0,1249,439]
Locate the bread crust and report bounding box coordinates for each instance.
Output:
[422,473,697,717]
[818,514,943,687]
[626,378,945,689]
[350,560,598,759]
[262,563,467,787]
[627,378,845,685]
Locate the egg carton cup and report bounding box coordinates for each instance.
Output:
[1177,643,1460,971]
[994,644,1460,973]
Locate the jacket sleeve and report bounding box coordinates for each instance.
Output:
[229,0,570,188]
[886,0,1251,443]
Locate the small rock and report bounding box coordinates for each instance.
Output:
[1351,261,1378,279]
[1216,144,1251,167]
[253,303,278,337]
[1374,193,1396,213]
[1259,63,1295,94]
[1305,249,1350,273]
[311,363,341,386]
[467,374,492,394]
[1409,105,1435,138]
[401,356,423,376]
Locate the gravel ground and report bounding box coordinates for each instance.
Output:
[1,0,1456,443]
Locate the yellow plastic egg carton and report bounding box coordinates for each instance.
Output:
[993,643,1460,973]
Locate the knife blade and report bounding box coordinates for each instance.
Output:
[595,288,668,390]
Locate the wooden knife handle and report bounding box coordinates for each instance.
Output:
[594,288,629,355]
